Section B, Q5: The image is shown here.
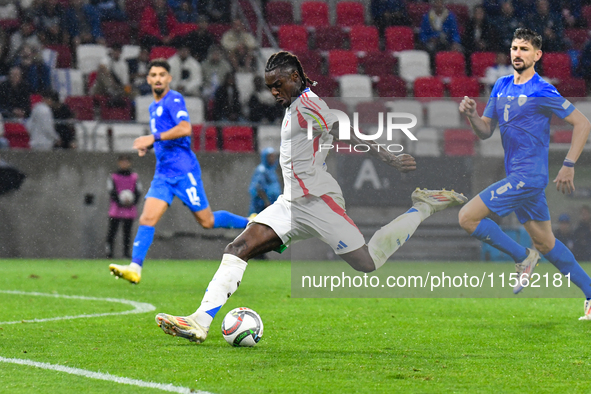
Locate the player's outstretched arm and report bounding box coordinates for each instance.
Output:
[133,120,192,156]
[330,122,417,173]
[553,109,591,194]
[459,96,495,140]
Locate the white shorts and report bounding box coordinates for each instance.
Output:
[251,193,366,255]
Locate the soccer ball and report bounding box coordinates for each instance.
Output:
[221,307,264,347]
[118,189,134,206]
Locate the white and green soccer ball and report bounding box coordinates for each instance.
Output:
[221,307,264,347]
[118,189,134,206]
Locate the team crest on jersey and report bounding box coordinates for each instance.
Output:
[518,95,527,106]
[157,106,163,116]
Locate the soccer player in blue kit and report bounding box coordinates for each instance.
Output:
[109,59,248,284]
[459,28,591,319]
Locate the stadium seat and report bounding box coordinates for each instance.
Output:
[349,26,379,53]
[301,1,329,28]
[97,96,132,121]
[407,2,430,28]
[385,99,424,128]
[125,0,150,22]
[479,130,504,157]
[314,26,347,51]
[360,51,397,76]
[328,50,358,76]
[413,77,444,98]
[336,1,366,27]
[583,5,591,29]
[542,52,571,80]
[396,50,431,83]
[309,75,338,97]
[385,26,414,52]
[112,124,145,152]
[278,25,309,52]
[355,101,388,126]
[184,97,205,124]
[207,24,232,42]
[65,96,95,120]
[552,130,572,143]
[448,76,480,98]
[192,125,219,152]
[375,75,406,97]
[4,123,29,149]
[426,100,461,128]
[76,44,108,75]
[444,128,477,156]
[435,51,466,77]
[257,125,281,151]
[446,4,469,33]
[564,28,588,51]
[101,21,131,46]
[51,68,84,98]
[266,1,294,29]
[339,74,373,106]
[222,126,254,152]
[292,50,323,76]
[557,78,587,97]
[30,94,43,106]
[150,46,176,60]
[413,127,440,156]
[45,44,72,68]
[470,52,496,78]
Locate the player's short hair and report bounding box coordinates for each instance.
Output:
[148,58,171,73]
[265,51,316,92]
[513,28,542,50]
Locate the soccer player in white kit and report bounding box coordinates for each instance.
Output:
[155,51,468,343]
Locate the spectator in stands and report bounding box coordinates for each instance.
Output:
[574,205,591,262]
[8,17,41,63]
[463,5,499,55]
[371,0,411,34]
[13,43,51,94]
[212,72,241,122]
[248,76,281,123]
[31,0,68,45]
[47,90,76,149]
[100,44,130,89]
[483,52,513,89]
[26,89,60,151]
[201,0,231,24]
[65,0,106,47]
[496,1,522,51]
[168,0,198,23]
[221,18,257,72]
[201,45,233,100]
[483,0,503,20]
[0,66,31,119]
[189,16,215,62]
[552,0,583,29]
[419,0,462,55]
[128,47,152,96]
[555,213,575,252]
[90,0,126,21]
[91,49,129,109]
[139,0,188,49]
[513,0,536,20]
[0,26,8,76]
[526,0,564,52]
[169,45,202,96]
[577,39,591,90]
[248,147,280,215]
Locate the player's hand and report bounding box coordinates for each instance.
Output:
[133,135,155,156]
[553,166,575,194]
[388,153,416,173]
[459,96,478,118]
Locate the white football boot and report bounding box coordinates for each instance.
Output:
[155,313,208,343]
[513,248,540,294]
[411,188,468,215]
[579,300,591,321]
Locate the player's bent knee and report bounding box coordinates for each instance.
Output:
[349,258,376,273]
[139,215,159,226]
[200,217,215,229]
[458,208,475,233]
[224,240,248,260]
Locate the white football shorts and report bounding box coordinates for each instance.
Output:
[251,193,366,255]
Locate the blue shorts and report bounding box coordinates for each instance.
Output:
[480,176,550,224]
[145,171,210,212]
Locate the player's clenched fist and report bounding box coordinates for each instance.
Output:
[459,96,477,117]
[393,153,417,173]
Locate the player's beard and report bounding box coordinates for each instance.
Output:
[512,58,531,73]
[153,87,165,97]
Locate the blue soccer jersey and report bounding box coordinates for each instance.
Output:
[149,90,200,178]
[483,73,575,188]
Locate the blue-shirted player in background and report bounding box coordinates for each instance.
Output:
[459,28,591,319]
[109,59,248,284]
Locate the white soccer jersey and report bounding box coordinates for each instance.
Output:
[280,88,342,201]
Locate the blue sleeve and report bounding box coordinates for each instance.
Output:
[420,14,434,43]
[446,14,461,44]
[167,94,190,125]
[483,80,500,120]
[539,86,575,119]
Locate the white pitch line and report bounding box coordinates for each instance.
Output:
[0,290,156,325]
[0,357,212,394]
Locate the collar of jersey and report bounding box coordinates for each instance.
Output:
[288,87,311,110]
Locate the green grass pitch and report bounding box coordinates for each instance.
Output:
[1,259,591,393]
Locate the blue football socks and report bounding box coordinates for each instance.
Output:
[471,218,529,263]
[544,239,591,298]
[213,210,248,229]
[131,225,155,267]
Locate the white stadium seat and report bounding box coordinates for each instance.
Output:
[412,127,441,156]
[395,50,431,83]
[257,125,281,152]
[134,95,153,123]
[184,97,204,124]
[235,72,255,105]
[121,45,141,60]
[479,129,504,157]
[384,99,424,129]
[339,74,373,108]
[75,121,109,152]
[77,44,108,75]
[426,100,461,128]
[112,124,147,152]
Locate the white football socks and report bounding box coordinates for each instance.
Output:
[367,203,431,270]
[190,254,248,329]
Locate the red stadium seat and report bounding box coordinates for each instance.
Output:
[308,75,338,97]
[470,52,496,78]
[101,21,131,46]
[375,75,406,97]
[266,1,294,28]
[314,26,347,51]
[278,25,309,52]
[444,128,476,156]
[328,50,358,76]
[149,46,176,60]
[448,76,480,97]
[564,29,588,51]
[583,5,591,28]
[349,26,379,52]
[4,123,30,149]
[45,44,72,68]
[301,1,329,28]
[355,101,388,124]
[542,52,571,80]
[407,2,430,28]
[557,78,587,97]
[385,26,414,52]
[292,50,323,76]
[552,130,573,143]
[446,4,469,33]
[65,96,95,120]
[336,1,366,27]
[360,51,397,76]
[0,19,20,32]
[435,51,466,77]
[30,94,43,106]
[207,23,232,42]
[414,77,444,97]
[192,125,219,151]
[125,0,150,22]
[96,96,132,120]
[222,126,254,152]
